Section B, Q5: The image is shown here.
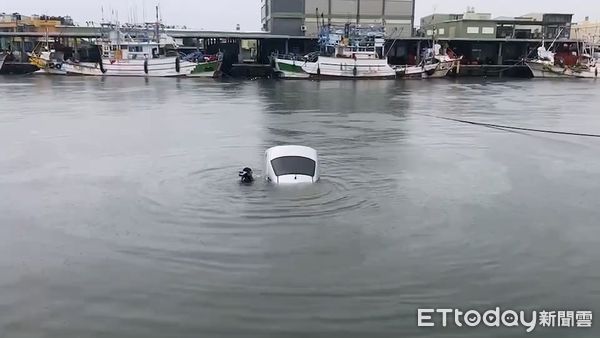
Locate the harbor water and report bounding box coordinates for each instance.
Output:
[1,76,599,337]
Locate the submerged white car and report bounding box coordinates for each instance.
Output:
[265,145,319,184]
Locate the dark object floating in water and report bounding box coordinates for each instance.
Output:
[239,167,254,184]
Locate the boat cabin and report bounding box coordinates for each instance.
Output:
[100,41,161,60]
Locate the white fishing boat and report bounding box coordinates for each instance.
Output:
[295,51,395,79]
[28,30,68,75]
[426,45,463,78]
[526,29,599,79]
[29,48,68,75]
[273,24,395,79]
[61,28,196,77]
[394,44,462,79]
[526,46,598,78]
[61,8,196,78]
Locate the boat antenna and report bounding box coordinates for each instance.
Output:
[548,27,564,52]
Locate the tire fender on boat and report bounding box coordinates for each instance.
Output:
[596,68,598,77]
[175,57,181,73]
[353,65,357,76]
[99,59,106,74]
[144,59,149,74]
[55,63,61,70]
[317,66,321,76]
[96,45,107,74]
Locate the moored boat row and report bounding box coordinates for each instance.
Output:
[272,23,462,80]
[27,17,222,78]
[8,19,598,80]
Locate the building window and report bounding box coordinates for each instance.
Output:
[437,28,445,35]
[482,27,494,34]
[426,29,433,36]
[467,27,480,34]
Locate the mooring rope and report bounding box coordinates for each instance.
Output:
[419,113,600,138]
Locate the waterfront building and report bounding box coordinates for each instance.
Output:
[0,12,73,51]
[419,9,573,40]
[260,0,414,37]
[571,17,600,43]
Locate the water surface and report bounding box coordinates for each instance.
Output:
[1,76,599,337]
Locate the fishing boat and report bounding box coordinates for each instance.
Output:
[29,44,68,75]
[184,51,222,78]
[394,63,439,79]
[61,6,196,78]
[527,46,598,78]
[273,54,312,79]
[273,23,395,79]
[0,52,38,75]
[28,28,68,75]
[394,44,462,79]
[60,23,196,77]
[526,31,599,78]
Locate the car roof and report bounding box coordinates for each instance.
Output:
[265,145,318,161]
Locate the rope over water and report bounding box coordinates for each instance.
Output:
[419,113,600,138]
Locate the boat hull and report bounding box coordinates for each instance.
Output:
[395,63,439,79]
[0,54,5,71]
[187,61,220,78]
[35,68,68,75]
[274,59,310,79]
[29,56,67,75]
[274,56,396,79]
[305,56,396,78]
[426,61,456,78]
[527,61,599,78]
[62,57,197,77]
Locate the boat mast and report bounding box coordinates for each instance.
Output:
[548,27,564,52]
[155,5,160,44]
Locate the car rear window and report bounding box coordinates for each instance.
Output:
[271,156,316,177]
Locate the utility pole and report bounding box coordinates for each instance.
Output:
[382,0,386,26]
[328,0,332,26]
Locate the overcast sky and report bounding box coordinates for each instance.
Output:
[3,1,598,31]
